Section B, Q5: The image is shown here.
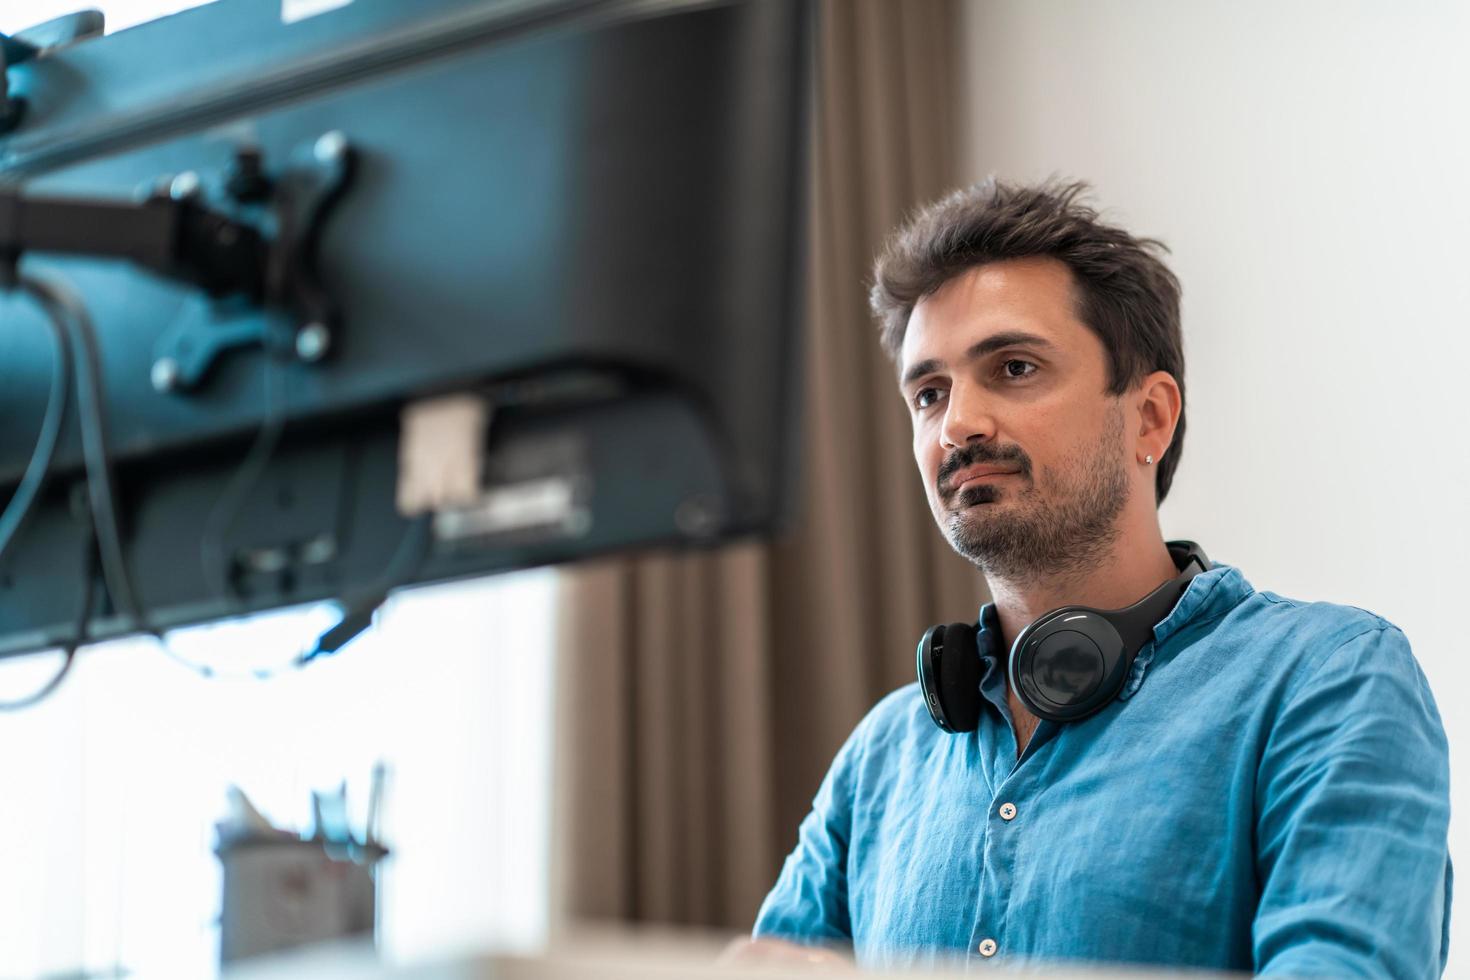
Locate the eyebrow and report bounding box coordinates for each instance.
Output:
[900,330,1058,388]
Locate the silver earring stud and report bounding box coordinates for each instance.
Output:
[1144,455,1153,465]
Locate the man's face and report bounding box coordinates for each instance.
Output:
[898,256,1133,583]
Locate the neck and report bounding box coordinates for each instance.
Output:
[987,526,1180,656]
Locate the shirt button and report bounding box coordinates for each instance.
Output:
[998,802,1017,821]
[978,938,998,957]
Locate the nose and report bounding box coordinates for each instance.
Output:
[938,381,996,450]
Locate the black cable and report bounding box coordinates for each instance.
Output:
[13,272,436,685]
[0,270,151,710]
[0,275,72,566]
[0,272,103,711]
[299,514,432,664]
[200,346,288,601]
[0,541,96,712]
[150,624,309,682]
[27,274,156,638]
[161,514,432,681]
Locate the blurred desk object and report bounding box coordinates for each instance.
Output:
[221,929,1251,980]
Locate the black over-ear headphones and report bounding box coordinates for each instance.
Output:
[916,540,1211,731]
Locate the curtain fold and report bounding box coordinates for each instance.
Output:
[550,0,983,933]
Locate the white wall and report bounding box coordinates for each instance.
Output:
[960,0,1470,969]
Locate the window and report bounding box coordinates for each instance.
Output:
[1,1,219,35]
[0,573,558,978]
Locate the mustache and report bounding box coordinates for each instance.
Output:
[936,444,1028,494]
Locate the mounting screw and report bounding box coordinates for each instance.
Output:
[151,357,180,393]
[296,322,331,362]
[226,146,272,203]
[314,130,348,165]
[244,547,289,574]
[300,534,337,564]
[675,495,722,540]
[135,174,175,202]
[169,171,202,200]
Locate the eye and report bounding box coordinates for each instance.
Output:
[999,358,1038,380]
[913,386,945,410]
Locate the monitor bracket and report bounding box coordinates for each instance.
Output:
[0,130,355,394]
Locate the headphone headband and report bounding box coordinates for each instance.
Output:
[1103,540,1210,652]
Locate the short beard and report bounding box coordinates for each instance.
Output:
[940,404,1130,587]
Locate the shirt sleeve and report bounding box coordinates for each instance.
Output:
[1254,624,1452,979]
[751,715,868,945]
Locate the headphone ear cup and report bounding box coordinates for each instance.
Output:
[917,621,983,733]
[1010,610,1128,723]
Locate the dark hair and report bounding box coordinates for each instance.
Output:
[869,178,1186,505]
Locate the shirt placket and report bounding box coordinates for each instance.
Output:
[968,708,1054,964]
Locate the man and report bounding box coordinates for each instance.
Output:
[749,181,1452,976]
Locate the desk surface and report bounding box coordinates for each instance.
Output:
[221,931,1249,980]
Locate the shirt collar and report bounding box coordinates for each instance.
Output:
[974,562,1254,700]
[1151,561,1253,646]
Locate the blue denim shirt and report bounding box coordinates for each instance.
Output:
[754,563,1452,977]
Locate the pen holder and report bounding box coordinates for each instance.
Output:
[216,835,387,965]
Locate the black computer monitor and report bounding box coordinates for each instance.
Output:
[0,0,810,658]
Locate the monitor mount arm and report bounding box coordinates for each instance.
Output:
[0,31,39,134]
[2,13,108,134]
[0,130,355,394]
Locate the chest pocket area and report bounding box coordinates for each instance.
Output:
[1008,723,1255,961]
[846,771,990,953]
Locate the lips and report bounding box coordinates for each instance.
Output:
[945,465,1020,496]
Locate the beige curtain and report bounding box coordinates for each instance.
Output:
[549,0,983,933]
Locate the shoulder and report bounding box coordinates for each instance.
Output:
[1251,587,1401,645]
[858,682,933,741]
[817,683,937,775]
[831,682,950,774]
[1206,568,1415,686]
[800,684,936,807]
[1218,579,1439,731]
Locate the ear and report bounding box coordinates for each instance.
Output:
[1133,370,1181,463]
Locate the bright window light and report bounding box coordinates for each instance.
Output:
[0,570,559,978]
[0,1,220,35]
